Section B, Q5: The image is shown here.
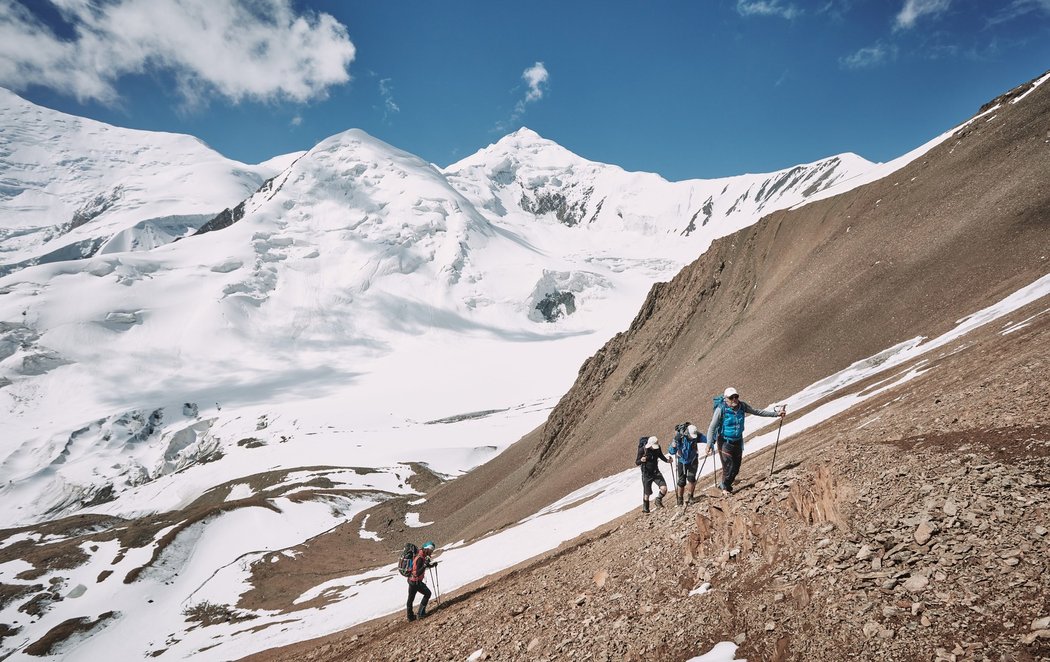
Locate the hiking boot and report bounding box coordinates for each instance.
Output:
[417,607,427,619]
[676,495,684,507]
[642,500,650,514]
[654,495,663,508]
[687,496,697,505]
[407,613,416,622]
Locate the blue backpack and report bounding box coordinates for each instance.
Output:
[672,422,700,464]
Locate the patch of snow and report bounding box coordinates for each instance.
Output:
[686,641,745,662]
[405,512,433,528]
[689,582,712,596]
[225,483,254,502]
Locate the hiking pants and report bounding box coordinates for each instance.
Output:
[641,469,666,497]
[676,458,699,487]
[407,580,431,617]
[719,441,744,490]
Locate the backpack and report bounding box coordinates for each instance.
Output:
[635,436,648,463]
[672,421,699,464]
[398,543,418,577]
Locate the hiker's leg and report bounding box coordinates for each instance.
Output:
[407,583,419,619]
[724,443,743,489]
[417,582,432,616]
[642,472,653,512]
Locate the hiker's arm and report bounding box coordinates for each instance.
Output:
[635,447,644,465]
[706,408,721,446]
[743,402,779,417]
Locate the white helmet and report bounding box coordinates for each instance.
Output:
[686,424,698,438]
[645,436,659,448]
[724,387,739,398]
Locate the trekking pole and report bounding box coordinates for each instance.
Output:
[768,407,786,479]
[434,565,441,604]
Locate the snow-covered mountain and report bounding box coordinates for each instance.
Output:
[0,88,302,276]
[444,127,871,237]
[0,118,878,529]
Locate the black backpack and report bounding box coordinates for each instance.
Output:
[398,543,418,577]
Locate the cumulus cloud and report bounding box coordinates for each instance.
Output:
[840,42,898,69]
[736,0,803,20]
[0,0,356,106]
[894,0,951,30]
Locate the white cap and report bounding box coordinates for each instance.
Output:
[686,424,698,438]
[645,436,659,448]
[724,387,738,398]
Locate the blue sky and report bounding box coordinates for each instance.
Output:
[3,0,1049,180]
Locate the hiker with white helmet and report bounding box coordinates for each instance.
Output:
[406,541,439,621]
[668,423,706,506]
[635,435,670,513]
[707,387,786,495]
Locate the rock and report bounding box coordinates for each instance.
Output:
[862,622,881,638]
[773,592,784,602]
[903,574,929,593]
[911,602,924,615]
[856,544,874,561]
[1021,630,1050,645]
[943,499,958,517]
[921,614,932,627]
[574,594,587,606]
[593,569,608,588]
[527,638,542,652]
[1032,616,1050,630]
[1035,525,1048,537]
[734,633,747,645]
[765,621,776,631]
[1000,549,1022,559]
[878,627,895,640]
[915,521,937,546]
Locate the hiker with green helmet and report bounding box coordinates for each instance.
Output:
[706,387,786,495]
[635,435,670,513]
[406,541,439,620]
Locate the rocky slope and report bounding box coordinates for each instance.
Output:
[246,283,1050,661]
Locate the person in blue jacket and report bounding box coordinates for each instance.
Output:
[706,387,785,495]
[667,424,705,506]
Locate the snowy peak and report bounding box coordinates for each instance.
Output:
[443,126,876,234]
[0,88,298,276]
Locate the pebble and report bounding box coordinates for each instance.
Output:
[856,544,874,561]
[1033,616,1050,630]
[915,521,937,546]
[903,574,929,593]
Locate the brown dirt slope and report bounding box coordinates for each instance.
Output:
[412,70,1050,546]
[248,273,1050,662]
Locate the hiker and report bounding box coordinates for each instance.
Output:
[707,387,786,495]
[668,423,706,505]
[406,541,439,621]
[635,435,670,513]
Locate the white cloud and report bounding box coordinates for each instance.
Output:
[521,62,549,104]
[988,0,1050,25]
[497,61,550,131]
[290,115,303,126]
[840,42,897,69]
[0,0,356,106]
[894,0,951,30]
[736,0,803,20]
[379,77,400,116]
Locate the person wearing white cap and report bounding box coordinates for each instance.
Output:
[667,423,706,506]
[706,387,786,495]
[634,435,670,513]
